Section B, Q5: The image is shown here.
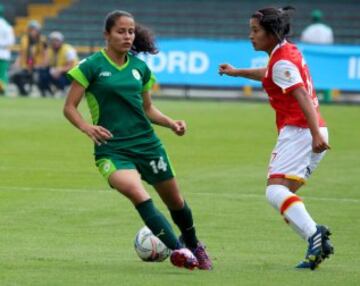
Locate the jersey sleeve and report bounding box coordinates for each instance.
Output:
[67,57,94,89]
[142,64,156,93]
[272,60,304,93]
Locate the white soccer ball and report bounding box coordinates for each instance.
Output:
[134,226,171,262]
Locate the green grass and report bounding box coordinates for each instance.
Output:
[0,97,359,286]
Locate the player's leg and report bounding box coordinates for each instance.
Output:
[136,146,198,248]
[111,170,200,270]
[137,146,209,269]
[266,126,318,239]
[110,171,181,250]
[266,126,333,269]
[152,177,211,270]
[154,179,197,246]
[154,178,212,270]
[266,177,316,240]
[109,169,149,204]
[96,158,179,250]
[266,178,333,270]
[295,128,334,268]
[97,157,198,270]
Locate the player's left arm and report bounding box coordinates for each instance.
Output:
[142,90,186,136]
[272,59,330,153]
[291,87,331,153]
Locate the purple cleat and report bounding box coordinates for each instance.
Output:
[170,248,199,270]
[192,243,213,270]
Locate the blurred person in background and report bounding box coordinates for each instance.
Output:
[219,6,334,270]
[301,9,334,45]
[41,31,78,97]
[0,4,15,95]
[11,20,49,96]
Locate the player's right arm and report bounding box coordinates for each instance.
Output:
[63,81,113,145]
[218,64,266,81]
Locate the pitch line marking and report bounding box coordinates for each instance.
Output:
[0,186,359,204]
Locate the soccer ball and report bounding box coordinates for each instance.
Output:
[134,226,171,262]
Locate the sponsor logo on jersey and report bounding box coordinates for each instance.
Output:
[132,69,141,80]
[99,71,112,77]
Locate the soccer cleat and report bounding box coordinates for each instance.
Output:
[322,236,334,259]
[192,243,213,270]
[296,259,313,269]
[170,248,199,270]
[178,235,213,270]
[296,225,334,270]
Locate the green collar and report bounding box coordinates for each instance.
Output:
[101,49,130,71]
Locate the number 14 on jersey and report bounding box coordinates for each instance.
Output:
[149,157,168,174]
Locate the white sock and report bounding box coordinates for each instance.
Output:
[266,184,317,240]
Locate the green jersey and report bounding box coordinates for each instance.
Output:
[68,49,160,156]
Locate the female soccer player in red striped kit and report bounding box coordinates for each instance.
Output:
[219,6,334,270]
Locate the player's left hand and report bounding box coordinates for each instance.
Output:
[312,134,331,153]
[171,120,186,136]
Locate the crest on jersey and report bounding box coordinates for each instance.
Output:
[132,69,141,80]
[284,70,292,81]
[103,162,111,173]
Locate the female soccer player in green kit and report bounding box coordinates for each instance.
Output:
[63,10,212,270]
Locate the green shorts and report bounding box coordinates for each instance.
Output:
[95,145,176,185]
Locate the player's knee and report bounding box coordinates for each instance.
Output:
[118,182,143,195]
[265,184,291,210]
[265,185,278,209]
[111,179,148,201]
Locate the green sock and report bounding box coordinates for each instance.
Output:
[136,199,179,250]
[170,201,199,249]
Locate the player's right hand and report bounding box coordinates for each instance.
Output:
[82,124,113,146]
[218,63,235,76]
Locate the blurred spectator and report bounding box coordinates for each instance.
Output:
[40,31,78,96]
[0,4,15,95]
[11,20,49,96]
[301,9,334,45]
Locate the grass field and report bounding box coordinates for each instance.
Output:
[1,97,359,286]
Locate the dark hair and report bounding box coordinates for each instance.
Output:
[104,10,158,54]
[251,6,295,42]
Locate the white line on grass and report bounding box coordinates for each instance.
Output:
[0,186,359,204]
[193,191,360,204]
[0,186,109,193]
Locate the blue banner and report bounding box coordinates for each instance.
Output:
[138,39,360,91]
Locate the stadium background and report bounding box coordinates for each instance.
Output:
[1,1,360,286]
[3,0,360,101]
